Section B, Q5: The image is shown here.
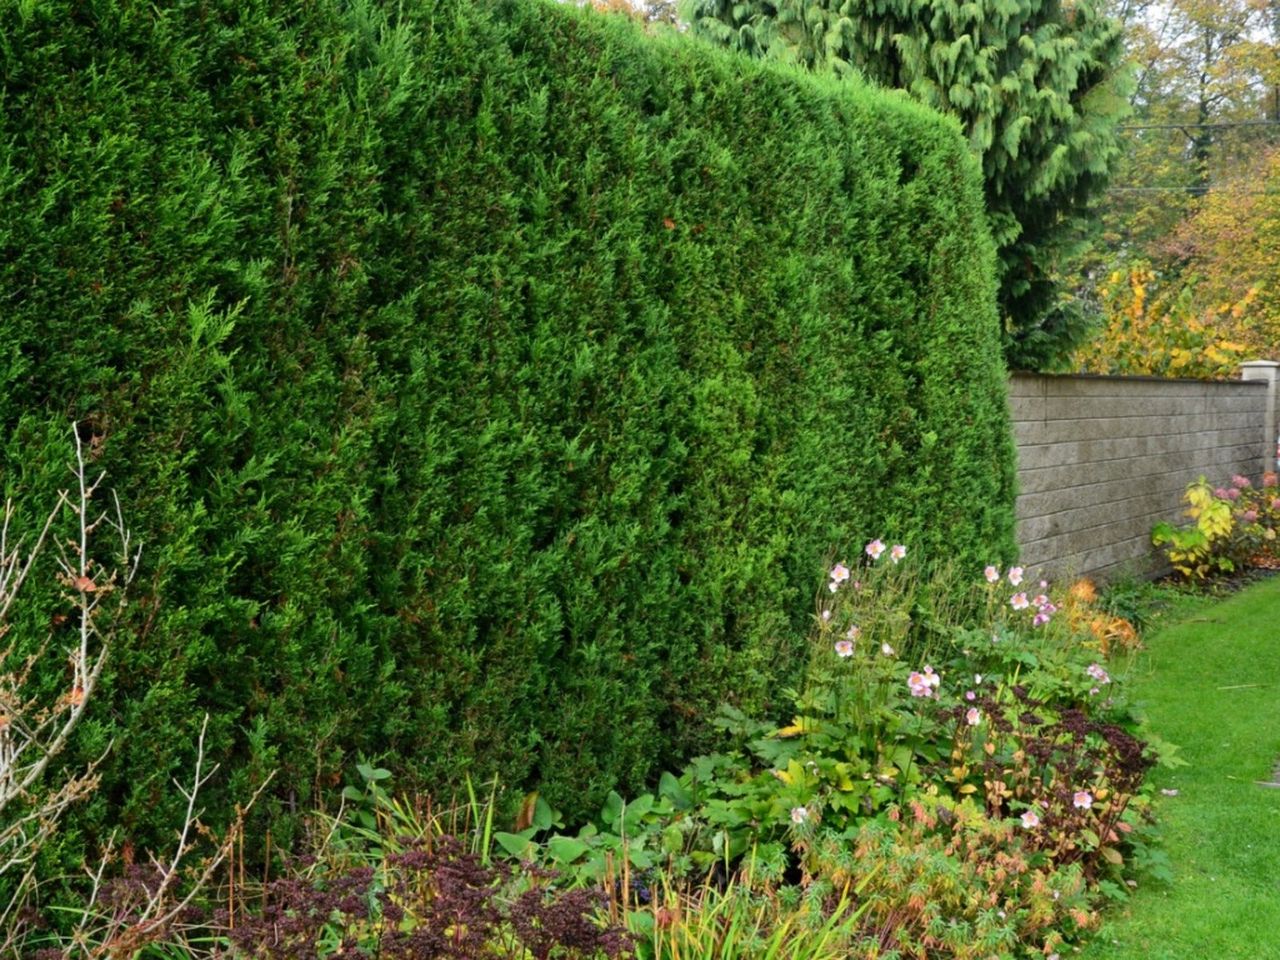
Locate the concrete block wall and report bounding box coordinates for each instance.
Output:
[1010,369,1276,581]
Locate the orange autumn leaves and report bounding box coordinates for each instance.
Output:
[1060,578,1139,658]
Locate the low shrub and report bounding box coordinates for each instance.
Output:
[820,797,1098,958]
[1153,472,1280,581]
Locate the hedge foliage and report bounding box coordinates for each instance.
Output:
[0,0,1015,844]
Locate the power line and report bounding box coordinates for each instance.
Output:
[1118,119,1280,131]
[1106,186,1278,195]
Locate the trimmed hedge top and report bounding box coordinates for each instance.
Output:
[0,0,1014,839]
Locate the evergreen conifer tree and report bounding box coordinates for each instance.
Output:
[683,0,1130,369]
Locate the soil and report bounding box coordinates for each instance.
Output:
[1156,560,1280,596]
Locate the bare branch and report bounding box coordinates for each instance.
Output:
[0,423,139,946]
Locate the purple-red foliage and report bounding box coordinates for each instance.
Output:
[220,836,631,959]
[937,687,1155,878]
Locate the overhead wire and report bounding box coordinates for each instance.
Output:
[1118,119,1280,130]
[1106,117,1278,191]
[1106,186,1278,194]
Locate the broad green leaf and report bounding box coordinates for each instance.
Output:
[547,835,590,864]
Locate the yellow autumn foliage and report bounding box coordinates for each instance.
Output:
[1170,147,1280,349]
[1073,264,1255,379]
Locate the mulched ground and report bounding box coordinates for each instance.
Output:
[1156,559,1280,596]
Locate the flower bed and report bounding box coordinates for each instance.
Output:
[24,544,1163,959]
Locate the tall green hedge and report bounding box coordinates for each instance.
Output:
[0,0,1015,844]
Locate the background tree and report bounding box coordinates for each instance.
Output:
[1089,0,1276,255]
[1071,261,1253,377]
[682,0,1132,370]
[585,0,680,24]
[1165,147,1280,347]
[1063,0,1280,374]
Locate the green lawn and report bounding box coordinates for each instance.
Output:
[1081,577,1280,959]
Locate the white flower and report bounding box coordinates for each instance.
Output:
[1086,663,1111,684]
[908,665,941,697]
[984,565,1000,583]
[1020,810,1040,828]
[790,806,809,825]
[890,544,907,564]
[881,642,895,656]
[1008,566,1024,586]
[865,539,886,561]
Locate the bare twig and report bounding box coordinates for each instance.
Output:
[58,713,275,958]
[0,424,140,949]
